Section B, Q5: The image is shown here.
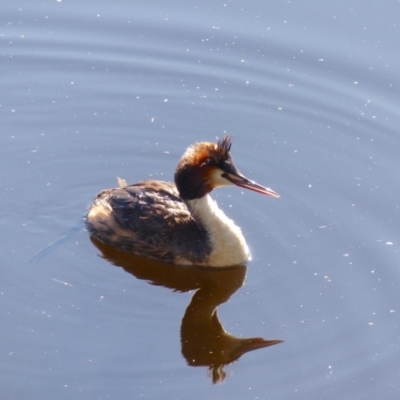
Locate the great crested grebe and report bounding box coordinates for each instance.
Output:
[86,136,279,267]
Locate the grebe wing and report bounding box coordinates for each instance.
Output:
[109,181,189,229]
[89,181,210,263]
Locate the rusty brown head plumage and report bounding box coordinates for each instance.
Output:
[174,135,280,201]
[174,136,238,200]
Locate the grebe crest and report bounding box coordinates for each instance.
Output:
[86,136,279,267]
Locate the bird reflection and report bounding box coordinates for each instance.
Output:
[180,266,282,383]
[90,237,283,383]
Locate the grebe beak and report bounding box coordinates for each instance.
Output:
[222,172,280,198]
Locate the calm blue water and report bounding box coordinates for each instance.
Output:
[2,1,400,399]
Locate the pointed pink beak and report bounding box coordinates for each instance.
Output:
[223,172,280,198]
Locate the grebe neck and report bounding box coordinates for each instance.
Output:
[186,195,250,266]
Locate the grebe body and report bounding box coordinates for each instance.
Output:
[86,136,279,266]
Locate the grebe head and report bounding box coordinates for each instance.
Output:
[174,136,280,200]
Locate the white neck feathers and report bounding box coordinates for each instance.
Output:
[187,195,250,266]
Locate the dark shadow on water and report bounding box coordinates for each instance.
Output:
[90,237,283,383]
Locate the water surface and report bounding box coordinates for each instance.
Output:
[2,1,400,399]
